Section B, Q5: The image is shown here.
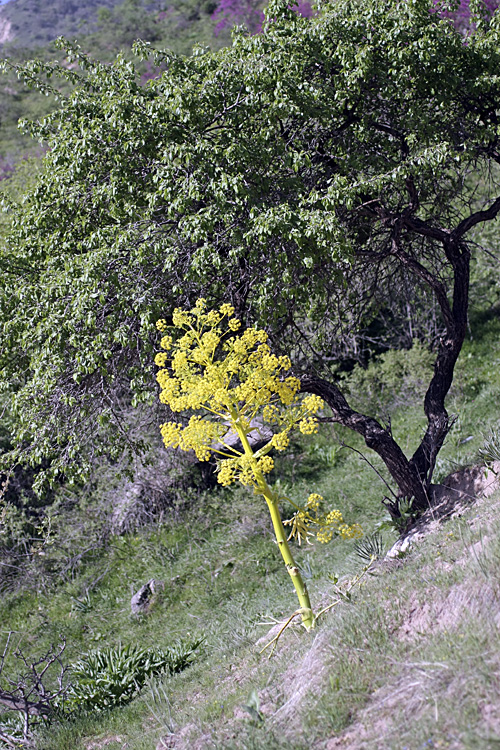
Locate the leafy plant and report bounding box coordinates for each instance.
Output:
[65,639,202,713]
[354,532,385,563]
[383,497,419,534]
[241,689,264,724]
[341,342,436,416]
[154,300,361,629]
[306,442,343,468]
[477,427,500,468]
[0,712,26,748]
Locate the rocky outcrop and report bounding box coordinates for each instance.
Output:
[0,11,13,45]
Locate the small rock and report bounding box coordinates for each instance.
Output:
[131,579,164,614]
[386,537,411,559]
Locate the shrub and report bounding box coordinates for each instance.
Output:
[64,639,202,713]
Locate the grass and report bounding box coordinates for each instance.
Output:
[2,311,500,748]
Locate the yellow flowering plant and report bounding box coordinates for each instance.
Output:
[155,299,361,630]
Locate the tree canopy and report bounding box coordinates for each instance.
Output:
[2,0,500,505]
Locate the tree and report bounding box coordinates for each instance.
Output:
[2,0,500,509]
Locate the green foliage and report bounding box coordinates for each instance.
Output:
[353,531,384,563]
[341,341,435,417]
[0,0,232,171]
[384,497,418,534]
[2,0,500,503]
[305,441,343,469]
[477,426,500,467]
[0,1,498,482]
[65,640,202,713]
[0,712,25,744]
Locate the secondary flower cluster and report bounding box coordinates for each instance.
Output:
[283,493,363,545]
[155,299,324,484]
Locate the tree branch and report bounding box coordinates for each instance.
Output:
[451,195,500,240]
[300,374,428,506]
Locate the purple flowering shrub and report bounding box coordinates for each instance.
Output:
[212,0,264,35]
[212,0,313,36]
[434,0,499,30]
[212,0,497,39]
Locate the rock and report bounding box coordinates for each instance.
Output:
[219,419,273,454]
[131,579,164,614]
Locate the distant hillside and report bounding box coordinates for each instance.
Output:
[0,0,234,166]
[0,0,163,48]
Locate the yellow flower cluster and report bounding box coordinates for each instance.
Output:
[306,493,322,511]
[154,300,325,488]
[285,494,362,545]
[270,430,290,451]
[316,512,363,543]
[217,454,275,487]
[299,417,319,435]
[160,415,223,461]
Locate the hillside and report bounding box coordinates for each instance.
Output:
[1,298,500,747]
[0,0,163,49]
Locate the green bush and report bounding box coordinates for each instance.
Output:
[341,341,435,417]
[64,639,202,713]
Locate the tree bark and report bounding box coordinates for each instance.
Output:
[409,240,470,493]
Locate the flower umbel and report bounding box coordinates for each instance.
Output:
[155,301,323,487]
[284,494,362,545]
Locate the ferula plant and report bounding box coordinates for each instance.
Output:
[155,300,361,630]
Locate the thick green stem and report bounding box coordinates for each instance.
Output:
[262,485,315,630]
[233,414,315,630]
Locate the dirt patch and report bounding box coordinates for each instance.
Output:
[322,672,440,750]
[156,724,198,750]
[481,703,500,738]
[84,736,127,750]
[387,462,500,558]
[398,581,500,641]
[266,629,330,730]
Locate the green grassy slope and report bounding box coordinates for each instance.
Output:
[1,307,500,749]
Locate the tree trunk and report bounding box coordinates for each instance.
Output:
[409,240,470,495]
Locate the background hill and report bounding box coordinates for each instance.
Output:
[0,0,260,170]
[0,0,164,49]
